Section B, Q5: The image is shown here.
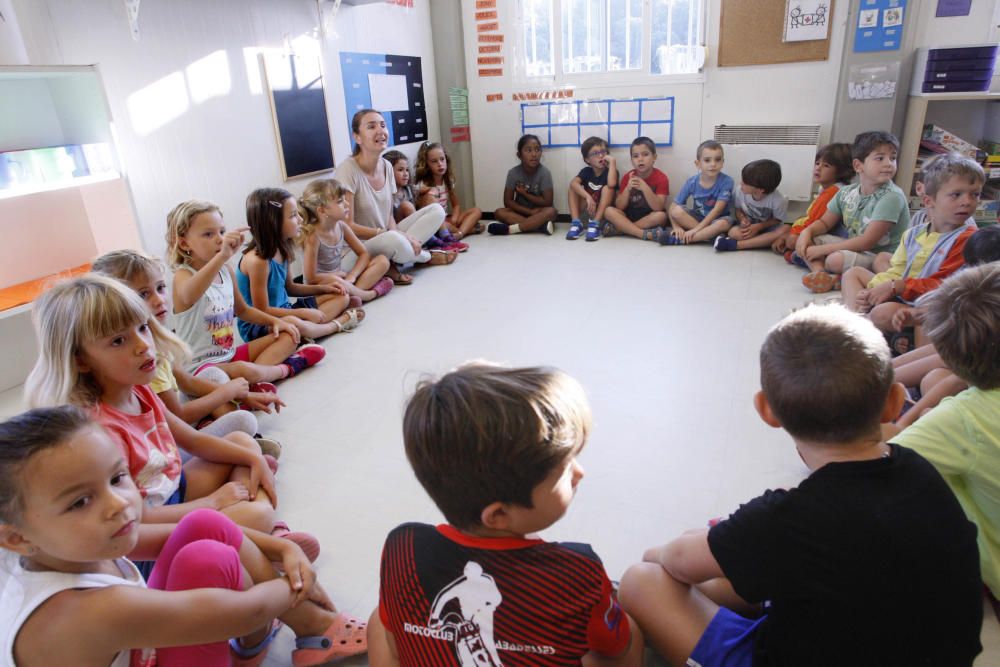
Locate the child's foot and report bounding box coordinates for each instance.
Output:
[585,222,600,242]
[600,221,619,238]
[255,435,283,459]
[659,232,684,246]
[714,236,738,251]
[442,240,469,253]
[427,249,457,265]
[292,613,368,666]
[487,222,509,235]
[331,308,365,333]
[566,220,583,240]
[271,522,321,562]
[802,271,841,293]
[230,619,283,667]
[539,220,554,235]
[282,344,326,377]
[370,276,393,299]
[641,227,664,242]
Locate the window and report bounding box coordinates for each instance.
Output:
[521,0,704,79]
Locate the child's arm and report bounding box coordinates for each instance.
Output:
[229,266,300,343]
[448,187,462,221]
[503,187,534,216]
[285,262,342,298]
[636,178,667,212]
[795,209,839,256]
[172,227,248,314]
[595,157,619,220]
[301,233,330,285]
[613,178,631,209]
[803,220,893,262]
[166,409,276,502]
[568,175,589,201]
[158,370,248,424]
[515,186,552,208]
[342,191,380,240]
[693,199,729,231]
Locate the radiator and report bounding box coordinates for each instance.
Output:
[713,125,822,202]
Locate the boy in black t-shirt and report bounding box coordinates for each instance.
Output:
[619,304,982,667]
[566,136,618,241]
[368,363,643,666]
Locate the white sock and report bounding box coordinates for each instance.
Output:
[509,224,522,234]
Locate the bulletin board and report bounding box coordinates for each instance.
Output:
[521,97,674,148]
[339,52,427,148]
[261,53,335,181]
[718,0,835,67]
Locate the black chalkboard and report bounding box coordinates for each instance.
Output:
[263,53,335,180]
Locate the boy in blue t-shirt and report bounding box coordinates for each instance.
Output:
[663,140,735,246]
[566,136,618,242]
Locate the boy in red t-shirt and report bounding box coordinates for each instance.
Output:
[602,137,670,243]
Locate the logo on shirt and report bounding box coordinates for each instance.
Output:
[427,561,505,666]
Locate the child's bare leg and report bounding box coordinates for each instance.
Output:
[284,305,363,338]
[604,207,647,238]
[688,218,731,244]
[736,225,789,251]
[870,302,908,332]
[316,293,349,319]
[668,205,700,233]
[494,208,527,226]
[842,267,875,312]
[367,610,398,667]
[568,189,584,221]
[893,346,943,387]
[823,251,847,275]
[873,252,893,273]
[455,208,482,237]
[245,332,299,368]
[618,562,718,666]
[182,458,275,533]
[896,370,968,428]
[355,255,390,297]
[517,206,558,232]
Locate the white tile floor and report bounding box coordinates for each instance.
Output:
[0,228,996,666]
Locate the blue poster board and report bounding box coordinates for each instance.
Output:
[339,52,427,148]
[521,97,675,149]
[854,0,907,53]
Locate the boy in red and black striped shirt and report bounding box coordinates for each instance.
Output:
[368,363,642,666]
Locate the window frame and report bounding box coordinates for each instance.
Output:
[515,0,708,86]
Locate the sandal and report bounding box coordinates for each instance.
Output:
[427,249,457,266]
[802,271,840,294]
[332,308,365,334]
[271,522,321,562]
[372,276,393,298]
[390,271,413,286]
[230,619,283,667]
[291,613,368,666]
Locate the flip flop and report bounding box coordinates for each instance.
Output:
[291,613,368,666]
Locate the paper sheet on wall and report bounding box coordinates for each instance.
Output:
[449,87,469,127]
[368,74,409,111]
[783,1,832,42]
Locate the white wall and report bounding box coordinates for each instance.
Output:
[8,0,439,258]
[0,0,28,64]
[462,0,850,213]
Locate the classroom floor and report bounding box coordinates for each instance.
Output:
[0,228,996,666]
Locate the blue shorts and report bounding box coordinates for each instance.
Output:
[687,608,765,667]
[136,471,188,580]
[241,297,319,341]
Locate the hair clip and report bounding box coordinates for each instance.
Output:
[267,200,282,208]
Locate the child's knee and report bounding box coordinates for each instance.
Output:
[618,562,662,614]
[824,252,845,273]
[373,254,390,271]
[224,431,258,451]
[176,508,243,546]
[165,540,243,591]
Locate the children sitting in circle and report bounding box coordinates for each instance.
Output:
[602,136,670,242]
[238,187,365,341]
[565,136,618,241]
[490,134,558,235]
[714,159,788,252]
[796,131,911,293]
[665,140,734,245]
[414,140,482,246]
[298,178,394,303]
[166,200,324,382]
[842,153,982,334]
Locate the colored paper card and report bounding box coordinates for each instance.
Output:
[479,34,504,43]
[478,56,503,65]
[480,44,502,53]
[477,21,499,32]
[478,68,504,77]
[476,0,496,8]
[854,0,907,53]
[486,93,503,102]
[450,126,471,142]
[476,10,498,20]
[936,0,971,17]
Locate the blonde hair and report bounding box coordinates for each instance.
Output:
[297,179,346,242]
[165,200,221,267]
[91,249,190,369]
[25,274,180,408]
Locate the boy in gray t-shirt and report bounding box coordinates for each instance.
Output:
[715,159,789,252]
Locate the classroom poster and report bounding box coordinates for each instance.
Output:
[854,0,907,52]
[783,1,832,42]
[339,53,427,147]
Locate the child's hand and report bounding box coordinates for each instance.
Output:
[271,319,301,344]
[224,378,250,401]
[247,455,277,506]
[604,154,616,167]
[220,227,249,261]
[243,391,285,414]
[405,233,421,255]
[854,289,873,313]
[771,236,787,253]
[794,232,812,258]
[730,226,747,241]
[321,282,345,296]
[867,281,895,306]
[515,182,529,195]
[682,228,698,243]
[305,581,336,612]
[210,481,249,510]
[891,306,918,331]
[586,198,597,217]
[277,541,317,606]
[628,176,643,191]
[804,244,829,262]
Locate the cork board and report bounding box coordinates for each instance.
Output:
[718,0,834,67]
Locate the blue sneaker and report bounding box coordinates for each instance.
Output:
[585,222,600,242]
[659,232,684,246]
[714,236,738,251]
[487,222,509,235]
[566,220,583,240]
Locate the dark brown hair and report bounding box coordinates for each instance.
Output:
[741,159,782,194]
[403,363,591,529]
[581,136,609,160]
[815,143,854,184]
[697,140,723,160]
[760,305,893,443]
[244,188,296,262]
[852,130,899,162]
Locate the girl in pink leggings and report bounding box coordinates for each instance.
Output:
[0,406,367,667]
